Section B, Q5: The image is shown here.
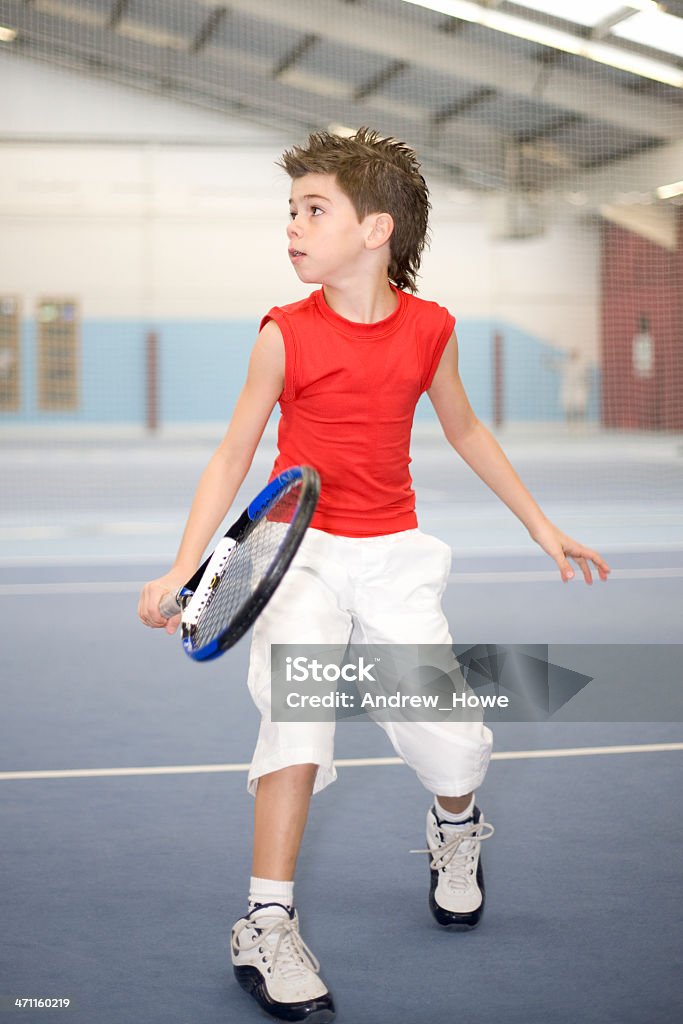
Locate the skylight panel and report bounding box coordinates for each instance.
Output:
[612,10,683,59]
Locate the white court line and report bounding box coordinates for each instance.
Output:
[0,743,681,781]
[449,568,683,583]
[2,542,683,568]
[0,581,146,595]
[0,568,682,596]
[0,554,176,567]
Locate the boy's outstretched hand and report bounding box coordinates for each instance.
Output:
[529,520,611,584]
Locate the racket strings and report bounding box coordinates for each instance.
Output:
[189,485,302,649]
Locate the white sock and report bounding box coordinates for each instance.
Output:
[248,876,294,913]
[434,795,475,826]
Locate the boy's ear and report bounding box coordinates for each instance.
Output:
[365,212,394,250]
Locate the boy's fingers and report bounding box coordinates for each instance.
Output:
[138,584,175,629]
[137,599,157,628]
[564,544,612,584]
[149,594,173,628]
[555,552,575,582]
[578,545,610,569]
[573,546,612,583]
[548,534,611,585]
[140,602,163,626]
[590,553,611,579]
[165,613,181,635]
[575,555,593,585]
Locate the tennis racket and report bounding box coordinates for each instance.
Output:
[160,465,320,662]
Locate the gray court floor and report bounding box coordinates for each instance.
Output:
[1,433,682,1023]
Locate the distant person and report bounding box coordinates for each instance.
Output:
[546,346,589,427]
[561,348,589,426]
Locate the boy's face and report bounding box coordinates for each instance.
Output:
[287,173,381,285]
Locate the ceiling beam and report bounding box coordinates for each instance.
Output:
[273,32,319,78]
[107,0,129,31]
[5,0,677,193]
[557,137,683,199]
[1,1,511,185]
[194,0,683,139]
[433,87,497,126]
[354,59,408,102]
[190,6,229,56]
[515,112,583,145]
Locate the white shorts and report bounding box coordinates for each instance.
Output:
[246,528,493,797]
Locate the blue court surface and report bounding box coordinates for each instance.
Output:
[1,432,682,1024]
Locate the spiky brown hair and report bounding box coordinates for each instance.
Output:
[278,127,430,292]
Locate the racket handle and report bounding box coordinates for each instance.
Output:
[159,591,181,619]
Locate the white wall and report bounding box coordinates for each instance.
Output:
[0,53,599,356]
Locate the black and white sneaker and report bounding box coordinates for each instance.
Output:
[413,806,495,929]
[231,903,335,1023]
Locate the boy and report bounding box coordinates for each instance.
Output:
[138,128,610,1023]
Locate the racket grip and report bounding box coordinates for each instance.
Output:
[159,591,181,619]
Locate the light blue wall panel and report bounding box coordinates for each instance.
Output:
[0,317,599,426]
[81,322,145,422]
[160,321,256,424]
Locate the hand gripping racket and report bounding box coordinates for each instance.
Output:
[160,466,320,661]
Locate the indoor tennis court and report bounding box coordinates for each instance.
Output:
[1,2,682,1022]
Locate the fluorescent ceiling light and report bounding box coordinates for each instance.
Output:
[328,123,357,138]
[507,2,654,29]
[0,24,17,41]
[279,69,351,99]
[34,1,106,28]
[401,1,683,87]
[116,21,187,50]
[656,179,683,199]
[612,10,683,59]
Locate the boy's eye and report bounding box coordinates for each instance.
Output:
[288,205,323,219]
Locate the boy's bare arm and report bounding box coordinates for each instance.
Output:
[428,332,610,584]
[138,320,285,629]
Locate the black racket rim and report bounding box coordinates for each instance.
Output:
[183,465,320,661]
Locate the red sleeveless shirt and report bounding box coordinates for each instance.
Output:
[261,286,454,537]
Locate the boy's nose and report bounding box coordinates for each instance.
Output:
[287,219,302,240]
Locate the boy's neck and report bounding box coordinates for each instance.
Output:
[321,275,398,325]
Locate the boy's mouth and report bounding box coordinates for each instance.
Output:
[288,249,306,258]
